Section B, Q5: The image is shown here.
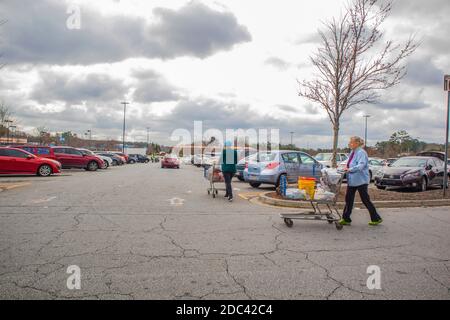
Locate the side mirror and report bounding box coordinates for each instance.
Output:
[26,155,34,160]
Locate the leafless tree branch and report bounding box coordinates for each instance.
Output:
[299,0,418,167]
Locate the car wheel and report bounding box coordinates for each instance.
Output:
[369,170,373,182]
[249,182,262,188]
[112,160,118,166]
[376,186,386,190]
[145,159,149,163]
[87,161,99,172]
[417,177,427,192]
[130,160,136,164]
[37,164,52,177]
[237,176,244,182]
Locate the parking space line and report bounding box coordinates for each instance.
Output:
[0,182,31,191]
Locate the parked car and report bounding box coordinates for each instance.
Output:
[374,156,448,192]
[15,145,104,171]
[247,150,322,188]
[128,154,150,163]
[181,155,193,165]
[416,151,446,162]
[0,147,61,176]
[337,157,384,181]
[236,154,258,181]
[78,148,112,169]
[314,153,348,168]
[112,152,129,163]
[94,152,125,166]
[383,158,399,166]
[161,154,180,169]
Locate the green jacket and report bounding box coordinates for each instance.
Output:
[221,149,238,173]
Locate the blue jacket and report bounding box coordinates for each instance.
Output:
[347,147,370,187]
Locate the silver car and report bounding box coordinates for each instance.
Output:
[337,157,384,181]
[247,150,322,188]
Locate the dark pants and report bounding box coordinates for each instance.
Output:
[223,172,234,198]
[343,184,381,222]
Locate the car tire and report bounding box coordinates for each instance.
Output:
[112,160,118,166]
[369,171,373,182]
[417,177,427,192]
[37,164,52,177]
[249,182,262,188]
[87,161,99,172]
[130,160,136,164]
[376,186,386,190]
[145,159,149,163]
[237,176,244,182]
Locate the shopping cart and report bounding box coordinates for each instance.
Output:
[205,163,226,198]
[279,169,345,230]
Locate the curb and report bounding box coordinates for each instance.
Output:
[258,192,450,209]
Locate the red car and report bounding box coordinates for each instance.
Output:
[113,152,129,163]
[161,155,180,169]
[0,147,61,176]
[15,145,104,171]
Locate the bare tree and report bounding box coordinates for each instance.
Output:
[299,0,418,167]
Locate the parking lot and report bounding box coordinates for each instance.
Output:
[0,163,449,299]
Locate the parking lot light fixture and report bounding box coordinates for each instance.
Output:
[443,75,450,197]
[121,102,129,153]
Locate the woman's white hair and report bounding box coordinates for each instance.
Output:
[350,136,365,146]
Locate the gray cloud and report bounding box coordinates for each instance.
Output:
[375,101,428,111]
[0,0,251,65]
[404,57,443,86]
[131,69,181,103]
[31,71,129,104]
[264,57,291,70]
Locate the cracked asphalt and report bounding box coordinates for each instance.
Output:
[0,163,449,300]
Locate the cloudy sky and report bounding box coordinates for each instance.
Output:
[0,0,449,148]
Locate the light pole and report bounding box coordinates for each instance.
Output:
[146,127,150,154]
[443,75,450,197]
[290,131,294,147]
[121,102,129,153]
[363,115,371,149]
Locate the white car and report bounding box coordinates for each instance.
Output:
[78,148,113,169]
[337,157,384,181]
[315,153,348,168]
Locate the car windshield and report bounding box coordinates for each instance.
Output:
[391,158,427,168]
[315,153,332,161]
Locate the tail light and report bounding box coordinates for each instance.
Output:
[265,162,280,170]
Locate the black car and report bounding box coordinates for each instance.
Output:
[374,156,448,192]
[128,154,150,163]
[94,152,125,166]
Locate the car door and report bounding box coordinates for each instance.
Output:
[68,148,85,168]
[281,153,300,183]
[5,149,36,174]
[425,159,439,186]
[431,158,444,186]
[53,148,72,168]
[299,153,321,180]
[0,149,13,173]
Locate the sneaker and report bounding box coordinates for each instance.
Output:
[338,219,351,226]
[224,194,229,198]
[368,219,383,226]
[228,196,233,202]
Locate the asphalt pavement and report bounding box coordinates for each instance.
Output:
[0,163,449,299]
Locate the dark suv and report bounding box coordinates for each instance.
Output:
[128,154,150,163]
[15,145,104,171]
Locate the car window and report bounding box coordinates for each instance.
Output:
[4,149,30,158]
[341,154,348,161]
[53,148,66,154]
[257,153,277,162]
[37,148,50,155]
[282,153,299,164]
[299,153,315,164]
[370,160,381,166]
[22,147,35,154]
[65,148,82,156]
